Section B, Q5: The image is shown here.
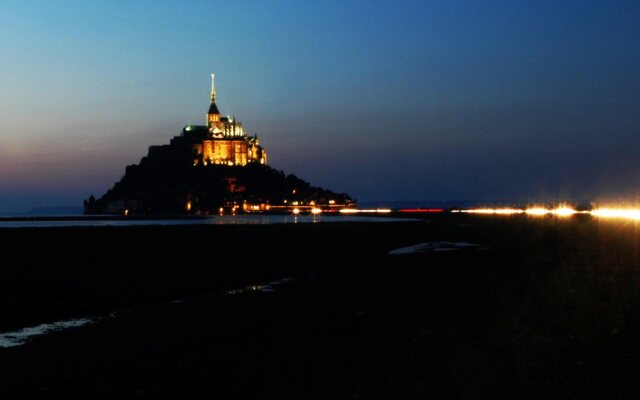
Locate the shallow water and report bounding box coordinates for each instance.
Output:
[0,215,413,228]
[388,241,483,255]
[0,318,95,348]
[0,274,303,349]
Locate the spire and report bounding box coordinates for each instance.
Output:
[207,73,220,116]
[210,73,216,103]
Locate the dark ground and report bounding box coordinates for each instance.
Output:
[2,215,640,398]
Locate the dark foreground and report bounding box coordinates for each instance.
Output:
[2,215,640,398]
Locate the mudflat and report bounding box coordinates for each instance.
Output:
[1,215,640,398]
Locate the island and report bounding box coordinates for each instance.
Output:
[84,74,353,215]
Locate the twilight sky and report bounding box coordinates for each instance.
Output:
[0,0,639,211]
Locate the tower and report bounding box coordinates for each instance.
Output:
[206,73,221,128]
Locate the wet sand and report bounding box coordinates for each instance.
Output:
[2,215,640,398]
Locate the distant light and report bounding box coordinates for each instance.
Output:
[339,208,391,214]
[399,208,445,213]
[292,208,300,215]
[453,206,640,222]
[461,208,523,215]
[460,206,585,217]
[591,208,640,220]
[551,207,577,217]
[311,207,322,215]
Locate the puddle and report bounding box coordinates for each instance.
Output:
[269,277,296,286]
[226,277,297,296]
[388,241,484,255]
[0,274,307,348]
[0,318,96,348]
[226,284,276,295]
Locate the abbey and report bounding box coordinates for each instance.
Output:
[85,74,352,215]
[171,74,267,166]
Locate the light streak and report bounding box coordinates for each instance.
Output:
[338,205,640,222]
[398,208,445,213]
[459,208,523,215]
[525,208,548,215]
[550,207,578,217]
[591,208,640,220]
[457,206,640,221]
[339,208,392,214]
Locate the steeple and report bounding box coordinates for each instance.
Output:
[207,73,220,122]
[210,73,216,103]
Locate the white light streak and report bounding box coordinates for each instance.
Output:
[591,208,640,220]
[458,206,640,221]
[339,208,391,214]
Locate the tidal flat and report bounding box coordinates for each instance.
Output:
[1,215,640,398]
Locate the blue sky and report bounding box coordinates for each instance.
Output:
[0,0,639,211]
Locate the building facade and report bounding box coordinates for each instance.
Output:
[186,74,267,166]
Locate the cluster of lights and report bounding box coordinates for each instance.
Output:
[212,203,640,222]
[454,206,640,221]
[454,207,583,216]
[453,207,582,216]
[591,208,640,220]
[291,207,324,215]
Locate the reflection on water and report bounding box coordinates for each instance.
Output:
[388,242,485,255]
[0,274,302,349]
[0,318,95,348]
[0,215,412,229]
[226,277,298,296]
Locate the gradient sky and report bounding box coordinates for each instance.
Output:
[0,0,639,211]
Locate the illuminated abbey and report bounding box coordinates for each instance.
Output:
[85,74,352,215]
[176,74,267,166]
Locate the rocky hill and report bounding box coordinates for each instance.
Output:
[84,148,352,215]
